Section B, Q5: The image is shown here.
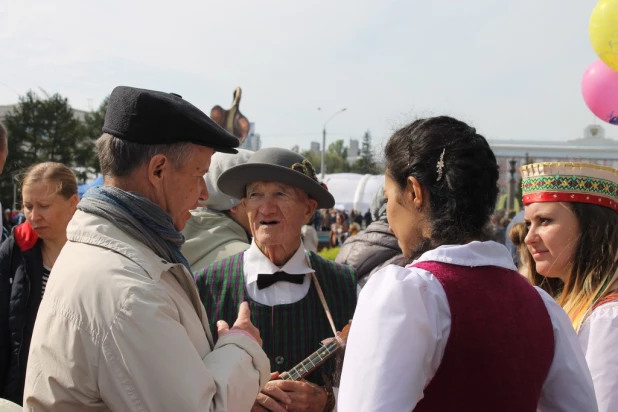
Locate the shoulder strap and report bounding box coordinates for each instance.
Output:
[306,252,337,335]
[311,273,337,336]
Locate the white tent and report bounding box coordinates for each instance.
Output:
[323,173,385,213]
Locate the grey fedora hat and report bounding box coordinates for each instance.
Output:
[217,148,335,208]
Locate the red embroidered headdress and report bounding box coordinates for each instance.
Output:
[521,162,618,212]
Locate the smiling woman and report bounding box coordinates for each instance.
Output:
[521,162,618,412]
[0,162,78,405]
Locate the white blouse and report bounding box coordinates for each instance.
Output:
[578,301,618,412]
[338,241,598,412]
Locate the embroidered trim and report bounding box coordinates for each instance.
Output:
[522,174,618,211]
[522,175,618,200]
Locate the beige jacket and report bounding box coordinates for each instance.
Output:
[23,210,270,411]
[182,209,249,273]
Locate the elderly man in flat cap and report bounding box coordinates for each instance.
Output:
[195,148,357,412]
[23,86,269,411]
[182,149,253,270]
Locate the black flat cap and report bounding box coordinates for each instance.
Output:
[102,86,239,153]
[217,148,335,208]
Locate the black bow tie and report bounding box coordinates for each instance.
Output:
[256,271,305,290]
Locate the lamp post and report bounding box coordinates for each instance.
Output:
[319,108,347,180]
[508,158,517,212]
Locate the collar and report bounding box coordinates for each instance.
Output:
[14,221,39,251]
[245,239,314,285]
[67,210,179,281]
[409,241,517,271]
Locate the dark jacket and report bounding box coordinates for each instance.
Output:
[335,220,403,288]
[0,222,43,405]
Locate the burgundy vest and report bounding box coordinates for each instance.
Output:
[412,262,554,412]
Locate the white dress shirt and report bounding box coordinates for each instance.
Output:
[338,241,598,412]
[243,239,314,306]
[579,301,618,412]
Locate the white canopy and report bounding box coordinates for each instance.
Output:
[323,173,385,213]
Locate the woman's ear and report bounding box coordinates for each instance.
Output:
[69,194,79,211]
[406,176,425,210]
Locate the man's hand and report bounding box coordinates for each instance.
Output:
[216,302,262,346]
[251,378,327,412]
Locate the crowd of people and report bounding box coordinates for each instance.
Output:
[0,85,616,411]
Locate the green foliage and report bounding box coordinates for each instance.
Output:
[328,140,347,159]
[318,247,340,261]
[0,90,107,209]
[79,97,108,174]
[301,140,351,175]
[299,133,384,177]
[352,131,380,174]
[301,150,321,171]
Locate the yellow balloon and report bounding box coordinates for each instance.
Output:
[590,0,618,71]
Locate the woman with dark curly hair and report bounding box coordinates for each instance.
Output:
[338,116,597,412]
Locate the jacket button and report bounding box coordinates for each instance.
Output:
[275,356,284,365]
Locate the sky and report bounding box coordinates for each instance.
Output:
[1,0,613,154]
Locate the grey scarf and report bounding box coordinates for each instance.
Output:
[79,186,190,271]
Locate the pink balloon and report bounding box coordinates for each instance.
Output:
[582,59,618,125]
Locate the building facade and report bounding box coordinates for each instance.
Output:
[489,125,618,209]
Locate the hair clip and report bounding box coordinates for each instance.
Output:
[436,148,446,182]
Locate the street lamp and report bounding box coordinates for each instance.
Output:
[507,158,517,212]
[318,108,347,180]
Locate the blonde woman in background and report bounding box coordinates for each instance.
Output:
[522,162,618,412]
[0,162,78,405]
[348,223,361,237]
[508,222,530,278]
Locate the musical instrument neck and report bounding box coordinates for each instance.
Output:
[279,337,343,381]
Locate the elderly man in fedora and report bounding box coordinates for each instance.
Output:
[23,86,270,411]
[195,148,357,412]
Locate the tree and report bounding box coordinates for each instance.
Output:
[301,150,321,172]
[0,90,101,207]
[352,131,380,174]
[326,140,350,173]
[328,140,348,160]
[78,97,109,175]
[300,139,350,177]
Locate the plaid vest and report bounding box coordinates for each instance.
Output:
[196,251,357,386]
